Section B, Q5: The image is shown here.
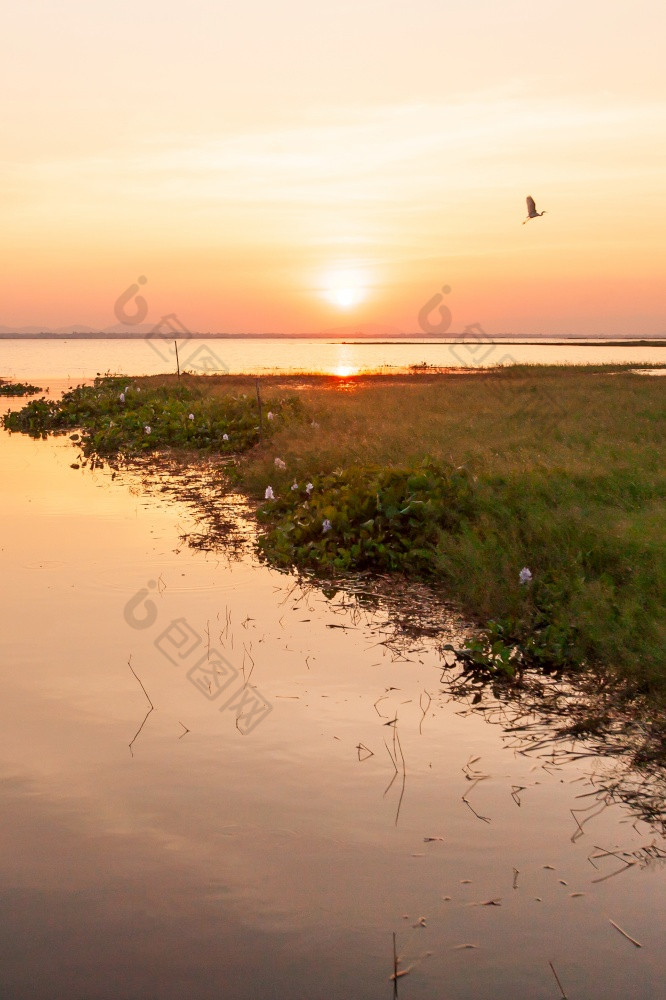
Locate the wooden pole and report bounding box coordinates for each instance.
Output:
[255,377,263,443]
[175,340,180,377]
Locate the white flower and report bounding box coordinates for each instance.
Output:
[222,433,229,441]
[144,425,151,434]
[267,411,274,421]
[264,486,275,500]
[119,393,125,403]
[188,413,194,420]
[274,457,286,470]
[305,482,313,495]
[519,567,532,585]
[322,518,332,533]
[311,421,319,428]
[291,481,298,491]
[124,386,129,393]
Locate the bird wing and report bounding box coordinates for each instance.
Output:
[526,195,536,215]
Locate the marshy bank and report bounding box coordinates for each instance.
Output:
[4,365,666,757]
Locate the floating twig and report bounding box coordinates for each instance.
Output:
[374,694,389,718]
[128,654,153,709]
[462,797,491,824]
[129,707,153,757]
[609,919,642,948]
[242,642,255,684]
[127,655,154,757]
[511,785,526,807]
[549,960,568,998]
[418,690,432,735]
[393,720,407,827]
[592,862,636,884]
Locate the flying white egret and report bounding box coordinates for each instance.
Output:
[523,195,547,224]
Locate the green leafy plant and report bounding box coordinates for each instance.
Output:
[3,376,300,457]
[0,380,41,396]
[256,461,476,576]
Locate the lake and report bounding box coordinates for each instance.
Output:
[1,379,665,998]
[1,336,665,381]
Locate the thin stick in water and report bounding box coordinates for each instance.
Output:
[128,654,153,709]
[609,919,642,948]
[129,706,153,757]
[549,960,568,998]
[127,654,154,756]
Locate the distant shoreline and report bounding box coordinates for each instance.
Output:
[0,333,665,347]
[342,340,666,348]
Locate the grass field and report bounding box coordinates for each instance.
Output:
[5,366,665,708]
[234,367,666,694]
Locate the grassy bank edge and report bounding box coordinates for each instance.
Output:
[3,368,665,750]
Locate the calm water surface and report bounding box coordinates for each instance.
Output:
[1,387,665,999]
[1,336,665,379]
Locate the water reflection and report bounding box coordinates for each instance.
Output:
[2,338,666,380]
[1,422,665,998]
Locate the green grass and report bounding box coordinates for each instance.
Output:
[0,380,41,396]
[4,366,665,702]
[237,367,666,694]
[2,374,301,456]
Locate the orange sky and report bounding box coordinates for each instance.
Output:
[2,0,665,336]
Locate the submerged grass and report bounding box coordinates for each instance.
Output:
[4,366,665,705]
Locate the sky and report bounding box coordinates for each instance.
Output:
[2,0,665,336]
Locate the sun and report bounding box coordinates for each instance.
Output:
[321,267,369,310]
[328,286,363,309]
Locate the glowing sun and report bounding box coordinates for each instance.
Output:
[321,268,368,310]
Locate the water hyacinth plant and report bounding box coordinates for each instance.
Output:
[5,368,664,704]
[254,450,665,683]
[3,375,299,458]
[0,380,42,397]
[257,461,476,576]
